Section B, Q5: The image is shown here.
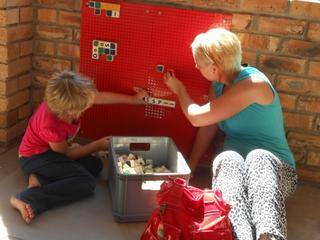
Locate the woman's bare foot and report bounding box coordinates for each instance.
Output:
[10,196,35,224]
[259,234,272,240]
[28,174,41,188]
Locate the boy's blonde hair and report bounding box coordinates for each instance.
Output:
[45,71,97,119]
[191,28,242,79]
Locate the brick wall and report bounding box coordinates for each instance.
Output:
[0,0,33,151]
[8,0,318,182]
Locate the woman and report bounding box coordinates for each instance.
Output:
[163,28,297,240]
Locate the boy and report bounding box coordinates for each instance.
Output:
[11,71,147,223]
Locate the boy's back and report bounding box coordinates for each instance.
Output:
[19,102,80,158]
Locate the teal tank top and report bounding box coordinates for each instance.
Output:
[213,67,296,169]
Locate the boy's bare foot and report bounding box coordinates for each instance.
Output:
[28,174,41,188]
[10,196,35,224]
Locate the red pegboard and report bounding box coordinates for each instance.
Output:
[80,0,231,157]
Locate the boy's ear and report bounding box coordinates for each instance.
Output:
[211,64,217,74]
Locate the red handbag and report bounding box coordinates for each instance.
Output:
[141,178,233,240]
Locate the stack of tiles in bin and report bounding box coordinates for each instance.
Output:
[88,1,120,17]
[92,40,117,61]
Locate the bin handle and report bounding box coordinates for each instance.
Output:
[129,143,150,151]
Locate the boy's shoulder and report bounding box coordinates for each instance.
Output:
[32,102,60,129]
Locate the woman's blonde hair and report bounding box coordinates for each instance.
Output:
[191,28,242,79]
[44,71,97,119]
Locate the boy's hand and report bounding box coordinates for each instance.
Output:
[133,87,148,104]
[95,136,111,151]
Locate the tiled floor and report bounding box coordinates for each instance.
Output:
[0,147,319,240]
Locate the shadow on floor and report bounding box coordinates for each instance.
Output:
[0,147,319,240]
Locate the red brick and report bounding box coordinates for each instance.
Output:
[8,56,31,78]
[290,146,306,164]
[0,64,8,80]
[20,40,33,56]
[73,60,79,72]
[307,152,320,167]
[308,23,320,42]
[315,117,320,132]
[73,29,81,43]
[31,87,44,103]
[290,1,320,20]
[74,0,82,11]
[309,61,320,78]
[35,40,55,56]
[37,9,57,23]
[283,112,314,130]
[278,93,297,110]
[33,71,50,85]
[57,43,80,58]
[0,56,31,80]
[20,6,33,23]
[240,0,288,14]
[277,75,320,95]
[0,79,18,95]
[237,33,279,52]
[34,56,71,73]
[0,43,20,63]
[0,9,19,26]
[288,131,320,149]
[0,119,28,142]
[36,25,72,41]
[259,55,305,74]
[231,14,253,31]
[282,39,320,58]
[18,103,31,119]
[59,11,81,27]
[18,73,32,90]
[6,24,33,42]
[258,17,306,37]
[6,0,32,7]
[296,168,320,183]
[206,0,237,9]
[297,96,320,113]
[35,0,74,9]
[242,51,256,66]
[0,110,18,128]
[0,89,29,111]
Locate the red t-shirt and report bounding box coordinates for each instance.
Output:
[19,102,80,157]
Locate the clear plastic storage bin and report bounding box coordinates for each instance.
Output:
[108,136,191,222]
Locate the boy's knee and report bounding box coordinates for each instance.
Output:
[81,176,96,194]
[86,156,103,177]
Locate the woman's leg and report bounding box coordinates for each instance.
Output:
[245,149,297,240]
[212,151,254,240]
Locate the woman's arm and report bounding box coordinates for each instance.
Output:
[49,136,109,160]
[188,87,218,174]
[188,124,218,173]
[164,71,273,127]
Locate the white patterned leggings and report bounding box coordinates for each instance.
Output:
[212,149,297,240]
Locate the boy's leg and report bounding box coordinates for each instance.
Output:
[76,155,103,178]
[16,151,97,216]
[212,151,254,240]
[245,149,297,240]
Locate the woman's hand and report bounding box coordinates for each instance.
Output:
[164,70,184,95]
[132,87,148,104]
